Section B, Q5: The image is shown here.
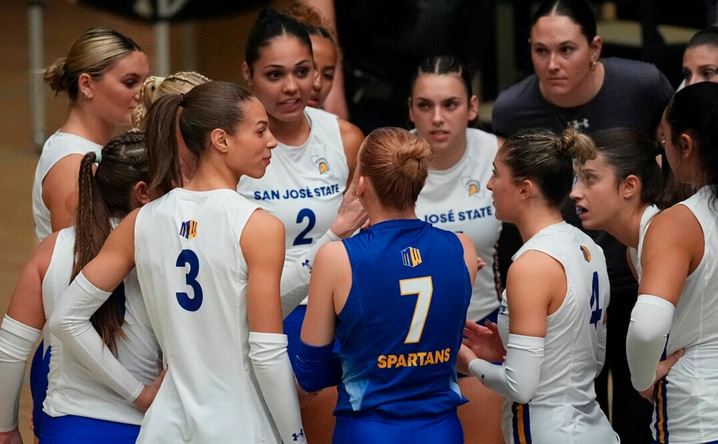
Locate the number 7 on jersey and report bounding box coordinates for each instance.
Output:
[400,276,434,344]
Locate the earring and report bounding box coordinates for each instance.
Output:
[589,60,597,71]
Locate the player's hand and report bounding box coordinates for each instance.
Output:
[476,256,486,272]
[457,344,478,374]
[0,428,22,444]
[331,183,368,238]
[133,367,167,412]
[463,320,506,363]
[639,348,684,402]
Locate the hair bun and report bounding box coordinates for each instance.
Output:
[559,127,596,163]
[392,136,432,178]
[44,58,69,93]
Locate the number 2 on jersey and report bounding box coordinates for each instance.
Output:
[589,271,602,326]
[293,208,316,246]
[176,249,203,312]
[400,276,434,343]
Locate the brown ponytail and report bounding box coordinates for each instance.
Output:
[73,130,148,354]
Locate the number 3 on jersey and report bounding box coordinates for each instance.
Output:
[400,276,434,343]
[176,249,203,311]
[589,271,602,326]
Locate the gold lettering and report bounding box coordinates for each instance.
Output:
[425,351,435,365]
[387,355,398,368]
[408,353,418,367]
[377,355,387,368]
[396,354,407,368]
[416,352,427,365]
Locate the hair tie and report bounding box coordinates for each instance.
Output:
[179,93,186,107]
[94,149,102,164]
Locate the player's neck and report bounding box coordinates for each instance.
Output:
[515,206,564,242]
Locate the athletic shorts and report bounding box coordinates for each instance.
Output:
[40,413,139,444]
[334,411,462,444]
[30,341,51,437]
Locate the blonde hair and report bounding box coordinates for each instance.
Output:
[359,127,432,211]
[502,127,596,207]
[44,28,142,101]
[132,71,211,128]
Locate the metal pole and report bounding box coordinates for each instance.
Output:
[154,20,171,76]
[28,0,46,150]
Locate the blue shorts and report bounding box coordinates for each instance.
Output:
[334,411,463,444]
[40,413,140,444]
[30,341,51,437]
[476,306,499,325]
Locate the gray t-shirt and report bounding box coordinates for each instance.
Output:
[492,57,673,137]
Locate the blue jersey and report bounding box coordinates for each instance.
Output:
[335,219,471,418]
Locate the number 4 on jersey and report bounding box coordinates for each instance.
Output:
[589,271,602,326]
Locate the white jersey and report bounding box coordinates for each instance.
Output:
[415,128,501,321]
[238,107,348,304]
[42,227,161,425]
[32,132,100,240]
[652,186,718,443]
[134,188,281,444]
[627,204,660,280]
[497,222,618,443]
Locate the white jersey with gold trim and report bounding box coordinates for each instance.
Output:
[238,107,348,303]
[415,128,501,321]
[42,227,161,425]
[134,188,281,443]
[652,186,718,443]
[498,222,617,443]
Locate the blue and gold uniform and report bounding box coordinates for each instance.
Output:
[333,219,471,443]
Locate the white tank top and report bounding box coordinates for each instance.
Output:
[627,204,660,280]
[497,222,617,443]
[42,227,161,425]
[238,107,348,304]
[134,188,281,443]
[32,132,101,240]
[415,128,501,321]
[652,186,718,443]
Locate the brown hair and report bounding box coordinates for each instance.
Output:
[144,81,255,195]
[286,2,336,43]
[502,127,596,207]
[73,129,148,354]
[132,71,211,128]
[44,28,142,101]
[359,127,432,211]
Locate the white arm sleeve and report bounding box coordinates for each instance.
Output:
[626,294,675,392]
[280,230,340,318]
[48,272,143,402]
[248,332,306,444]
[468,334,544,404]
[0,315,41,431]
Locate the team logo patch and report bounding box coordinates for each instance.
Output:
[462,177,484,198]
[579,245,592,262]
[179,220,199,239]
[311,155,329,174]
[401,247,422,268]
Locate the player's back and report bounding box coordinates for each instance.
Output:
[335,218,471,418]
[499,222,617,443]
[134,188,280,444]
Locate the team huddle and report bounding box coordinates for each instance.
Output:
[2,0,718,443]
